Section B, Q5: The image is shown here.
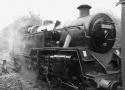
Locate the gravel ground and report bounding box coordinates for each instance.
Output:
[0,51,67,90]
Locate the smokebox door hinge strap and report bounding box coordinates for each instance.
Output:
[120,57,125,59]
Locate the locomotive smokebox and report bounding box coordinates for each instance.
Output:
[60,13,116,53]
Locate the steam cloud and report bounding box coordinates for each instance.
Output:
[0,12,42,63]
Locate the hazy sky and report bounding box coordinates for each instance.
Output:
[0,0,121,29]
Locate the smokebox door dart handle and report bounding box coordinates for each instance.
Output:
[116,0,125,6]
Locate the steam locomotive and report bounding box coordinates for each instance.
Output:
[11,13,122,90]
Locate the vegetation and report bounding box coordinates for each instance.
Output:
[0,12,42,51]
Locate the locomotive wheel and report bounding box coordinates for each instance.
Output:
[88,13,116,53]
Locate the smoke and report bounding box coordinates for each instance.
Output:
[0,12,42,61]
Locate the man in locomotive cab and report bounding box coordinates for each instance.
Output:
[77,4,92,18]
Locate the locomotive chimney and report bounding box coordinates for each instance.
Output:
[77,4,92,18]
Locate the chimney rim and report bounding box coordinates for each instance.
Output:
[77,4,92,10]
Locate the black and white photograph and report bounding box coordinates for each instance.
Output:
[0,0,123,90]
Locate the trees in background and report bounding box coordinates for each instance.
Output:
[0,12,42,51]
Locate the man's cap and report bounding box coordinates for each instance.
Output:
[77,4,92,9]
